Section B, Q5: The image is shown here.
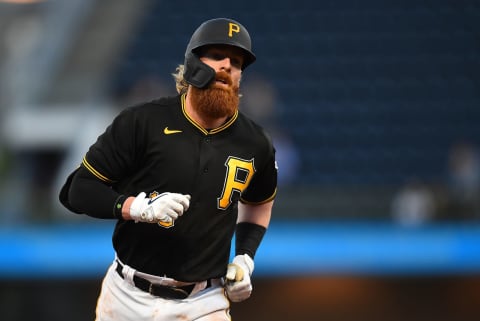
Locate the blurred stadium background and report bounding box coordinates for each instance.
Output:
[1,0,480,320]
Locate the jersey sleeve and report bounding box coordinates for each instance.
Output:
[240,136,278,204]
[82,107,142,184]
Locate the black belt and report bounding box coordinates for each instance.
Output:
[115,261,210,299]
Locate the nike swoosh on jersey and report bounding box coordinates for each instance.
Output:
[164,127,183,134]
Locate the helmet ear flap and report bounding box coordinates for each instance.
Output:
[183,52,216,89]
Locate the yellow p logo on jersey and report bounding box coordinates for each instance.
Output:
[218,156,255,210]
[228,23,240,37]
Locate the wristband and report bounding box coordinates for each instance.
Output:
[235,222,266,259]
[113,195,127,219]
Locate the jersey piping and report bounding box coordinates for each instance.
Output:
[181,93,238,135]
[240,188,277,205]
[82,156,114,183]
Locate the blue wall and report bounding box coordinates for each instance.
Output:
[2,221,480,278]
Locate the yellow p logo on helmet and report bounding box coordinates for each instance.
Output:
[228,23,240,37]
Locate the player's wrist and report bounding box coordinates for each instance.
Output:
[113,195,127,219]
[235,222,266,259]
[122,196,135,220]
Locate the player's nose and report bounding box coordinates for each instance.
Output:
[218,57,232,71]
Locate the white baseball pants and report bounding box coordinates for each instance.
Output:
[95,261,231,321]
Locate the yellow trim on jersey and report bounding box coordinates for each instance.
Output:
[181,93,238,135]
[240,188,277,205]
[82,157,114,183]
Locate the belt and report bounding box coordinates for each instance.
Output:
[115,261,211,299]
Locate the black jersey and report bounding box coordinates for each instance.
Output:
[81,94,277,282]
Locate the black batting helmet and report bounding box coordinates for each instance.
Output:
[183,18,256,88]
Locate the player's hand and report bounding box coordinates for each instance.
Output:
[225,254,254,302]
[129,192,190,224]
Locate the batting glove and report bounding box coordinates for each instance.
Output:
[225,254,254,302]
[129,192,190,225]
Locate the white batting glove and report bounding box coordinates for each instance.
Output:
[129,192,190,225]
[225,254,254,302]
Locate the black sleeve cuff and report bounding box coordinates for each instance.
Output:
[113,195,127,219]
[235,222,267,259]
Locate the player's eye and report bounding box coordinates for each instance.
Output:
[204,51,226,61]
[230,57,243,69]
[201,47,244,69]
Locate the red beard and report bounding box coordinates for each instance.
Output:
[190,71,239,120]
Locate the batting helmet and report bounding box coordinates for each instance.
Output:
[183,18,256,88]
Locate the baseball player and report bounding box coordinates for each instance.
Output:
[59,17,277,321]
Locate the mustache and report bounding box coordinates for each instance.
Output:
[214,71,233,86]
